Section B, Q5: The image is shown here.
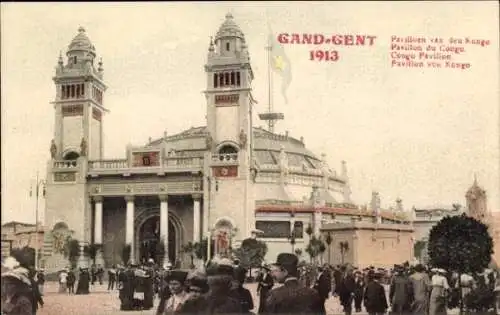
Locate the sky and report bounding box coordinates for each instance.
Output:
[1,2,499,224]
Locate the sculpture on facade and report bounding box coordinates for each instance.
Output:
[50,139,57,159]
[239,129,247,148]
[216,231,229,256]
[205,133,214,151]
[80,137,87,156]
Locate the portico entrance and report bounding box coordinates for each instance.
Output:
[136,213,178,265]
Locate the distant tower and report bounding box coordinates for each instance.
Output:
[52,27,107,160]
[371,191,382,224]
[204,13,256,242]
[465,176,489,224]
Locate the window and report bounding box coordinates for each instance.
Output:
[219,73,224,87]
[236,72,241,86]
[230,72,235,85]
[218,144,238,155]
[213,74,218,88]
[256,221,291,238]
[226,42,230,51]
[73,56,77,64]
[293,221,304,238]
[255,150,277,165]
[64,151,79,160]
[224,73,230,85]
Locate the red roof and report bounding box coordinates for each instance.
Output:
[255,205,409,222]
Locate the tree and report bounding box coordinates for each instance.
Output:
[428,214,493,313]
[63,239,81,269]
[413,240,427,260]
[305,236,325,264]
[233,238,268,270]
[305,224,313,238]
[324,233,333,264]
[83,243,102,265]
[121,244,131,266]
[428,214,493,274]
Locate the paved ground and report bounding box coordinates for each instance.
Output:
[37,281,459,315]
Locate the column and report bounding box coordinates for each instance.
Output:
[313,210,322,235]
[192,194,202,243]
[93,196,103,244]
[125,195,135,264]
[159,194,169,266]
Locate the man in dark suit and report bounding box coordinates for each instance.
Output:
[363,271,388,315]
[313,266,331,315]
[264,253,321,314]
[257,265,274,314]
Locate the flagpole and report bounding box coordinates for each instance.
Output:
[266,40,274,133]
[35,171,39,270]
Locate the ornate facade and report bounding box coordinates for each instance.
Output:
[42,14,412,271]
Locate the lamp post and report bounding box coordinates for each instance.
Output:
[30,171,46,270]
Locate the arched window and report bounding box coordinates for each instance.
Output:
[218,145,238,155]
[64,151,79,160]
[226,42,230,51]
[53,222,69,231]
[213,73,218,88]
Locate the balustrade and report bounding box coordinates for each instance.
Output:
[164,156,203,168]
[88,159,128,170]
[211,153,238,164]
[53,160,78,169]
[87,156,204,174]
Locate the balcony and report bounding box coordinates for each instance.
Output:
[87,156,204,176]
[89,159,128,169]
[52,160,78,170]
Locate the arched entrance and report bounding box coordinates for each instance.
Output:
[135,212,181,265]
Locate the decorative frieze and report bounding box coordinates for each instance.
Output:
[54,172,76,182]
[89,180,203,196]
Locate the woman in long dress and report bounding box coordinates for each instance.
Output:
[58,269,68,293]
[429,269,449,315]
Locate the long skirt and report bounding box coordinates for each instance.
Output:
[38,284,44,295]
[429,286,447,315]
[58,282,67,293]
[411,299,428,315]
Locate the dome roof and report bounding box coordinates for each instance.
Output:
[67,27,96,57]
[215,13,245,41]
[149,126,324,169]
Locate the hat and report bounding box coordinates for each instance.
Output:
[206,263,234,277]
[188,277,209,293]
[166,270,188,283]
[273,253,298,269]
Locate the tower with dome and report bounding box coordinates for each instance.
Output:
[42,14,411,271]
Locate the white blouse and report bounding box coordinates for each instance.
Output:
[431,274,449,289]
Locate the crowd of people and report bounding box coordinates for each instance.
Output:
[2,248,500,315]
